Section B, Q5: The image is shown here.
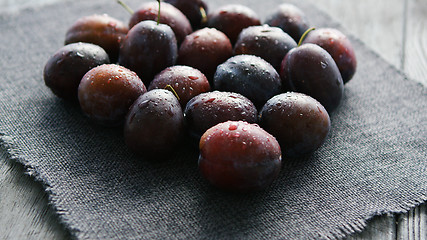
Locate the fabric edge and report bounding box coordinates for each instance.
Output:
[0,132,78,239]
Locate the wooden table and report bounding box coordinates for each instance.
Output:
[0,0,425,239]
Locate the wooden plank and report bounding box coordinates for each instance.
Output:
[346,215,396,240]
[404,0,427,85]
[0,150,70,239]
[304,0,405,73]
[397,203,427,240]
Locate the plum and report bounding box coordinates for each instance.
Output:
[124,89,185,158]
[302,28,357,83]
[43,42,110,101]
[207,4,261,44]
[280,43,344,112]
[118,20,178,86]
[184,91,258,138]
[234,24,297,71]
[199,121,282,192]
[148,65,210,107]
[259,92,330,157]
[214,54,282,109]
[65,14,128,62]
[78,64,146,126]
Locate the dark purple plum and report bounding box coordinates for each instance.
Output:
[213,54,282,109]
[280,43,344,112]
[118,20,178,86]
[302,28,357,83]
[184,91,258,138]
[234,24,297,71]
[65,14,128,62]
[163,0,208,30]
[78,64,147,126]
[124,89,185,158]
[264,3,310,42]
[148,65,211,107]
[259,92,330,157]
[199,121,282,192]
[43,42,110,101]
[128,1,192,45]
[178,27,232,80]
[207,4,261,44]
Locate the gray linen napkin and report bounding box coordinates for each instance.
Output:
[0,0,426,239]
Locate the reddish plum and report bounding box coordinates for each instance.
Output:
[78,64,147,126]
[148,65,210,107]
[199,121,282,192]
[65,14,128,62]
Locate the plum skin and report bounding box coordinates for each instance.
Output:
[65,14,128,62]
[199,121,282,192]
[148,65,210,108]
[302,28,357,83]
[259,92,331,157]
[178,27,232,81]
[118,20,178,86]
[280,43,344,112]
[214,54,282,109]
[78,64,147,126]
[128,2,192,45]
[184,91,258,139]
[43,42,110,101]
[124,89,185,158]
[207,4,261,44]
[234,24,297,71]
[264,3,310,42]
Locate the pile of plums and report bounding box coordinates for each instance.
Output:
[43,0,357,193]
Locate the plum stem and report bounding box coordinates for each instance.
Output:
[298,27,315,46]
[117,0,134,15]
[200,6,207,24]
[164,84,180,101]
[157,0,161,25]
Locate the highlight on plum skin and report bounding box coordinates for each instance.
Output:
[198,121,282,192]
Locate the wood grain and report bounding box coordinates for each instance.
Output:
[0,0,425,239]
[0,149,70,239]
[404,0,427,84]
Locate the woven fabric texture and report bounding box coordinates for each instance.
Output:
[0,0,426,239]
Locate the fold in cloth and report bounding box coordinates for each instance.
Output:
[0,0,425,239]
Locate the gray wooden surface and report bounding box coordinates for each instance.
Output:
[0,0,426,239]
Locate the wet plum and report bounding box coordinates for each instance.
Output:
[184,91,258,138]
[128,1,192,45]
[199,121,282,192]
[213,54,282,109]
[148,65,210,107]
[78,64,147,126]
[207,4,261,44]
[163,0,208,30]
[65,14,128,62]
[280,43,344,112]
[264,3,310,42]
[124,89,185,158]
[234,25,297,71]
[118,20,178,86]
[178,27,232,80]
[259,92,330,158]
[302,28,357,83]
[43,42,110,101]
